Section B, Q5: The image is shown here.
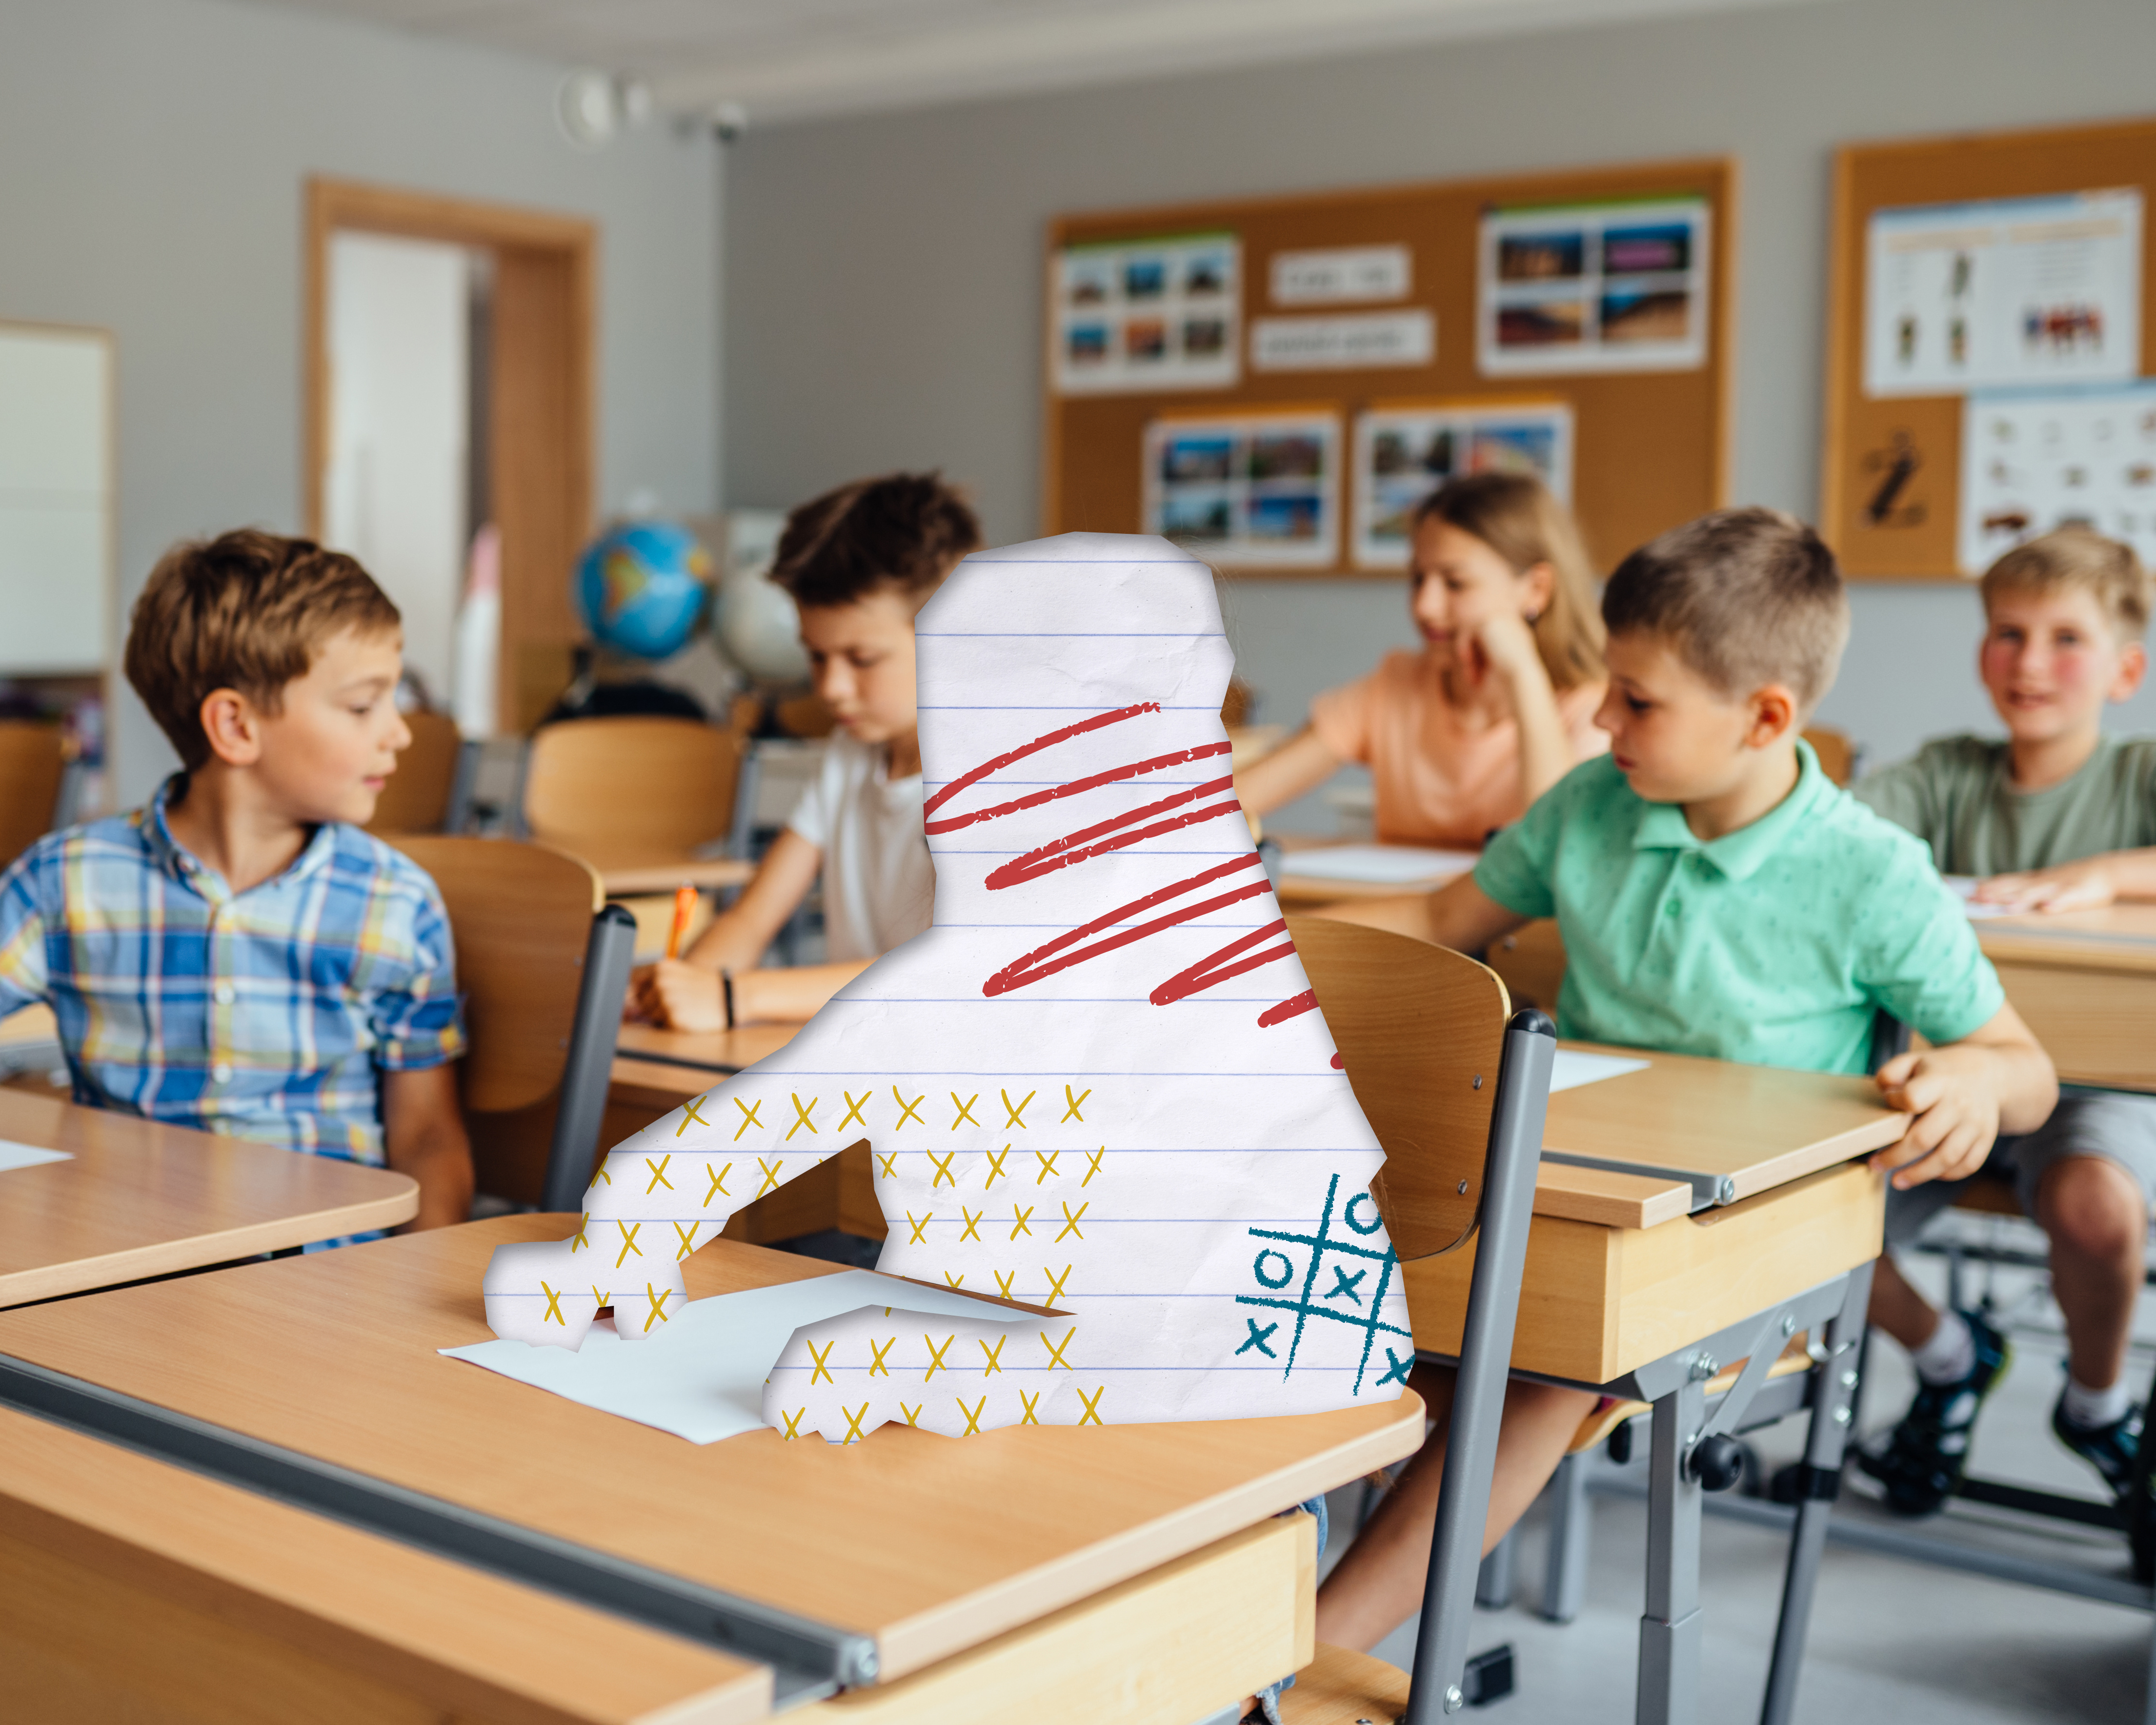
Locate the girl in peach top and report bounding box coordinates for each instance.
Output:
[1238,472,1607,845]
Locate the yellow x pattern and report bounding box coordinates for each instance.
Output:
[1044,1265,1073,1304]
[540,1281,564,1325]
[592,1285,610,1308]
[733,1097,763,1140]
[705,1163,731,1206]
[994,1270,1016,1299]
[875,1150,898,1179]
[1042,1327,1076,1369]
[616,1222,643,1266]
[843,1402,871,1444]
[1083,1148,1105,1186]
[958,1395,988,1435]
[757,1157,783,1196]
[787,1094,818,1140]
[928,1149,958,1188]
[945,1272,967,1288]
[907,1210,931,1244]
[781,1408,806,1440]
[674,1221,699,1259]
[1078,1385,1106,1425]
[1057,1201,1088,1241]
[676,1096,709,1137]
[960,1206,983,1241]
[985,1146,1010,1187]
[644,1284,671,1331]
[1020,1391,1041,1424]
[645,1154,673,1192]
[979,1335,1006,1375]
[571,1214,590,1252]
[869,1336,896,1377]
[807,1339,837,1385]
[950,1092,979,1129]
[839,1090,870,1132]
[900,1402,923,1427]
[893,1087,925,1129]
[1010,1205,1034,1238]
[1034,1150,1060,1184]
[1002,1088,1035,1129]
[1062,1085,1089,1123]
[923,1334,955,1381]
[595,1156,612,1185]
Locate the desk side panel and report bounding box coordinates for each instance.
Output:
[1402,1217,1623,1384]
[1990,961,2156,1093]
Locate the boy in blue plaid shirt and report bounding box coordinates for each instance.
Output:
[0,530,472,1229]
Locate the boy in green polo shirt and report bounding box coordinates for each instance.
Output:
[1852,528,2156,1526]
[1311,506,2056,1657]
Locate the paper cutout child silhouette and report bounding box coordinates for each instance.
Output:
[482,533,1412,1441]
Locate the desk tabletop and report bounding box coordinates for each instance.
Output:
[615,1021,802,1077]
[0,1215,1422,1684]
[0,1089,418,1308]
[1269,836,1475,905]
[602,857,757,896]
[1975,902,2156,974]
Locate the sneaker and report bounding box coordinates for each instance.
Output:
[2051,1393,2142,1502]
[1856,1310,2012,1517]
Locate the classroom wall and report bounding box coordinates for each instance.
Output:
[0,0,724,803]
[722,0,2156,813]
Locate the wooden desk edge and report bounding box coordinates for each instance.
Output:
[0,1178,420,1310]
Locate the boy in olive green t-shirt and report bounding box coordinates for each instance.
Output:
[1853,528,2156,1525]
[1309,508,2057,1656]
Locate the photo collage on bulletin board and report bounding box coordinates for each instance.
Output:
[1053,232,1241,395]
[1478,196,1712,376]
[1959,382,2156,574]
[1142,410,1341,568]
[1352,402,1575,569]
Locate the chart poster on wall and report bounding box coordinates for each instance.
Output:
[1957,382,2156,575]
[1351,401,1574,569]
[1864,190,2142,400]
[1142,408,1341,568]
[1053,232,1240,395]
[1477,196,1710,376]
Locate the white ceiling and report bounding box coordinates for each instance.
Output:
[247,0,1824,126]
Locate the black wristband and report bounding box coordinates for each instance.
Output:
[721,968,736,1030]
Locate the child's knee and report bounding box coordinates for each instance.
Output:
[2040,1155,2148,1261]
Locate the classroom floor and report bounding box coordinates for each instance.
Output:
[1325,1217,2156,1723]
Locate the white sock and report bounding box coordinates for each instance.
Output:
[2062,1375,2132,1431]
[1910,1309,1975,1385]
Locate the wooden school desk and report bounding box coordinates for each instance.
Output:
[1974,903,2156,1093]
[0,1087,417,1308]
[1268,835,1474,908]
[0,1218,1424,1723]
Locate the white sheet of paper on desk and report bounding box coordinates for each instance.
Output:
[1547,1050,1650,1093]
[442,1271,1027,1444]
[0,1139,71,1173]
[479,533,1415,1445]
[1942,876,2013,919]
[1284,844,1479,885]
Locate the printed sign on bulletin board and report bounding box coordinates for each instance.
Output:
[1053,231,1241,395]
[1958,381,2156,574]
[1864,190,2142,399]
[1351,401,1574,570]
[1142,408,1341,568]
[1478,196,1711,376]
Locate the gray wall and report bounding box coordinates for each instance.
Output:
[723,0,2156,816]
[2,0,723,802]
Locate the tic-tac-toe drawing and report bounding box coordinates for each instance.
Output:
[480,531,1412,1441]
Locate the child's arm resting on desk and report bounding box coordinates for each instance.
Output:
[1233,726,1344,820]
[1870,1003,2057,1191]
[1972,846,2156,912]
[381,1064,474,1231]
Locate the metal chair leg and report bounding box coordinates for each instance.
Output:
[1475,1528,1516,1609]
[539,904,639,1213]
[1542,1450,1591,1623]
[1759,1262,1874,1725]
[1636,1378,1706,1725]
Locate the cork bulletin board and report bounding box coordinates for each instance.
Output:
[1822,117,2156,581]
[1043,156,1737,577]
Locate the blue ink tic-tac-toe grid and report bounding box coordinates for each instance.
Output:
[1237,1174,1412,1394]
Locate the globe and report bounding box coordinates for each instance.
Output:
[573,521,713,661]
[713,554,811,687]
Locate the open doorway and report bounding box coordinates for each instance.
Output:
[304,179,593,737]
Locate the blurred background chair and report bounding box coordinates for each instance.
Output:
[1803,726,1859,787]
[0,720,68,870]
[367,708,471,836]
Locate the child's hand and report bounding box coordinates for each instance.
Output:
[1469,609,1548,697]
[1972,856,2118,913]
[631,958,728,1032]
[1868,1047,2003,1189]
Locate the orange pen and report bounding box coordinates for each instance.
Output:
[665,884,698,960]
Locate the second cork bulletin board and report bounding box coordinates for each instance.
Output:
[1042,156,1736,577]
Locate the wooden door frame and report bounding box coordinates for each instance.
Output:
[303,177,597,733]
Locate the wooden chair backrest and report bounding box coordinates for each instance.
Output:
[523,716,744,868]
[389,837,602,1115]
[1288,915,1511,1261]
[0,722,67,869]
[1803,726,1857,787]
[367,710,462,834]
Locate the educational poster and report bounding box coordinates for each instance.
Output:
[1251,308,1435,371]
[1351,401,1574,569]
[1477,196,1711,376]
[1269,244,1412,306]
[1865,190,2142,399]
[476,536,1415,1443]
[1957,382,2156,574]
[1052,232,1240,395]
[1142,409,1342,568]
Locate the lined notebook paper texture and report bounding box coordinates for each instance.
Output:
[481,533,1412,1442]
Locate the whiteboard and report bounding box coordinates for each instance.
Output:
[0,323,112,673]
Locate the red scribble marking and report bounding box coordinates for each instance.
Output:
[925,701,1162,823]
[987,775,1243,889]
[927,742,1230,836]
[1257,988,1319,1027]
[1153,921,1297,1007]
[1331,1052,1345,1070]
[984,857,1271,996]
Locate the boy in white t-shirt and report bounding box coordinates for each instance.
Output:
[630,473,980,1029]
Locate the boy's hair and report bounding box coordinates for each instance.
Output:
[1414,472,1605,691]
[126,529,401,771]
[770,471,982,610]
[1602,507,1849,712]
[1980,527,2151,641]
